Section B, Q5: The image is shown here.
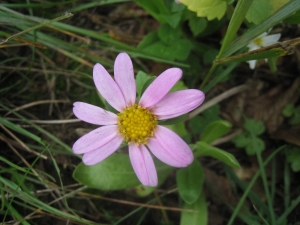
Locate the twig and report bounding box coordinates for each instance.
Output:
[187,84,249,120]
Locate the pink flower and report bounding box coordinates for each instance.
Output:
[72,52,205,186]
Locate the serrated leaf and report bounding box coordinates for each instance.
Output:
[195,141,240,168]
[246,0,273,24]
[201,120,232,144]
[177,160,204,204]
[180,193,207,225]
[180,0,227,20]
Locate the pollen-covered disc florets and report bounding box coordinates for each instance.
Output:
[117,104,157,144]
[254,37,263,46]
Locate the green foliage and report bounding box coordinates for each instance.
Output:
[180,193,208,225]
[176,160,204,204]
[195,141,241,168]
[201,120,232,144]
[158,23,182,44]
[189,15,207,36]
[282,104,300,125]
[286,146,300,172]
[135,0,187,28]
[179,0,227,20]
[135,71,153,99]
[189,104,221,134]
[284,9,300,24]
[232,118,265,155]
[73,154,172,190]
[138,24,192,61]
[246,0,273,24]
[282,103,294,117]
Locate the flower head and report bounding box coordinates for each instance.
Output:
[247,32,281,69]
[72,52,205,186]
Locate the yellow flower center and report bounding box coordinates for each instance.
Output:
[117,104,157,144]
[254,37,263,47]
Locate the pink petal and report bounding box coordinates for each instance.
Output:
[93,63,126,112]
[82,134,123,165]
[139,68,182,109]
[114,53,136,106]
[147,138,187,167]
[152,126,194,166]
[73,102,117,125]
[129,144,158,186]
[73,125,118,154]
[152,89,205,120]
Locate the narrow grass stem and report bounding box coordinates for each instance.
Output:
[284,158,290,210]
[227,146,285,225]
[200,63,217,90]
[251,131,276,224]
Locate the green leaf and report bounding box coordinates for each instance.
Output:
[284,9,300,24]
[180,0,227,20]
[0,116,42,144]
[159,114,187,125]
[246,0,273,24]
[188,104,221,134]
[286,146,300,172]
[135,71,152,99]
[141,76,156,96]
[189,15,207,36]
[270,0,290,13]
[142,41,175,60]
[201,120,232,144]
[289,106,300,125]
[180,193,207,225]
[173,39,192,60]
[232,133,251,148]
[244,118,265,135]
[158,24,182,45]
[282,103,294,117]
[137,31,159,49]
[162,12,182,28]
[177,160,204,204]
[73,154,173,190]
[73,154,139,190]
[170,80,188,92]
[218,0,254,57]
[134,0,169,23]
[245,137,265,155]
[195,141,240,168]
